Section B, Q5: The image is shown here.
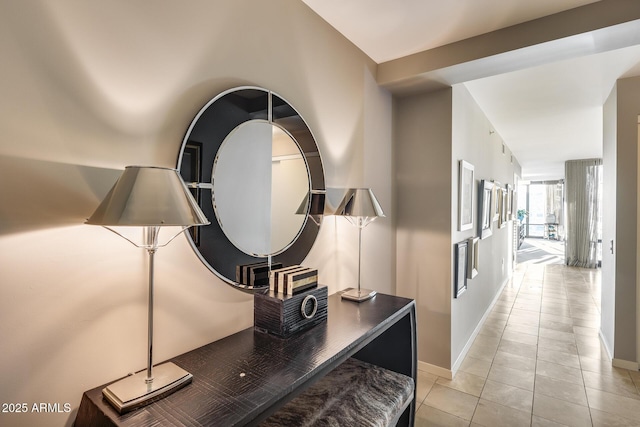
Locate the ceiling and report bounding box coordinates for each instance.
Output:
[301,0,640,180]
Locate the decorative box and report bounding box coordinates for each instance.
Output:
[254,285,328,337]
[236,261,283,287]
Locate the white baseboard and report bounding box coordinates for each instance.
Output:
[612,358,639,371]
[418,276,510,380]
[598,330,614,361]
[450,276,510,376]
[418,360,452,380]
[598,331,639,371]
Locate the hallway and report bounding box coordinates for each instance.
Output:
[414,262,640,426]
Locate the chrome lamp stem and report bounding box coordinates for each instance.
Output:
[145,226,158,383]
[341,217,377,302]
[357,224,362,294]
[146,247,155,383]
[101,226,193,414]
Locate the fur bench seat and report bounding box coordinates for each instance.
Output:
[261,358,414,427]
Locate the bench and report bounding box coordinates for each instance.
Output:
[261,358,415,427]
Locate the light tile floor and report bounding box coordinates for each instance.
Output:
[414,262,640,426]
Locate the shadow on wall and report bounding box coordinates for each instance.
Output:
[0,155,122,235]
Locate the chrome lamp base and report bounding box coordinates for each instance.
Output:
[102,362,192,414]
[341,288,377,302]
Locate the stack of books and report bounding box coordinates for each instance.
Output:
[235,261,283,288]
[269,265,318,296]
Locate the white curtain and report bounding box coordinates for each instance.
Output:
[565,159,602,268]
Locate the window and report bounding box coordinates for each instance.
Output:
[517,181,564,239]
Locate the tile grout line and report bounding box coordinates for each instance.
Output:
[490,263,636,425]
[468,264,516,426]
[569,269,595,427]
[417,263,640,425]
[531,263,542,427]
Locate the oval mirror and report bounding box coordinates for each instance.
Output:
[177,87,325,291]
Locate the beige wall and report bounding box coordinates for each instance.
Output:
[5,1,623,425]
[602,75,640,367]
[0,1,393,426]
[395,88,454,371]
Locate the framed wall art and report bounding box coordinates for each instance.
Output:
[467,237,479,279]
[499,186,508,229]
[458,160,475,231]
[454,240,468,298]
[510,186,517,220]
[492,181,501,222]
[477,179,493,239]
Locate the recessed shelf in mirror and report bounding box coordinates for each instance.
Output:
[177,87,325,291]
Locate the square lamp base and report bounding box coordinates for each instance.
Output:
[341,288,377,302]
[102,362,192,414]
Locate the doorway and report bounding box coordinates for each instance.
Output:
[516,181,565,265]
[517,180,564,239]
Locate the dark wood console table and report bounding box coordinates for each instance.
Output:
[75,291,416,426]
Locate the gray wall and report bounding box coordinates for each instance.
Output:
[395,85,521,373]
[614,76,639,365]
[451,84,521,368]
[602,75,640,366]
[601,85,617,356]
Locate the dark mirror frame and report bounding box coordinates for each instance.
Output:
[177,86,325,292]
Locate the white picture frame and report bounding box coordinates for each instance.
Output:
[478,179,494,239]
[454,240,468,298]
[491,181,501,222]
[458,160,475,231]
[498,187,508,228]
[467,236,479,279]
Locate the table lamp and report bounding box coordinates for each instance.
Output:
[296,189,328,226]
[86,166,210,413]
[335,188,385,302]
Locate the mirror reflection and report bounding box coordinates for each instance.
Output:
[177,87,325,291]
[213,121,308,256]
